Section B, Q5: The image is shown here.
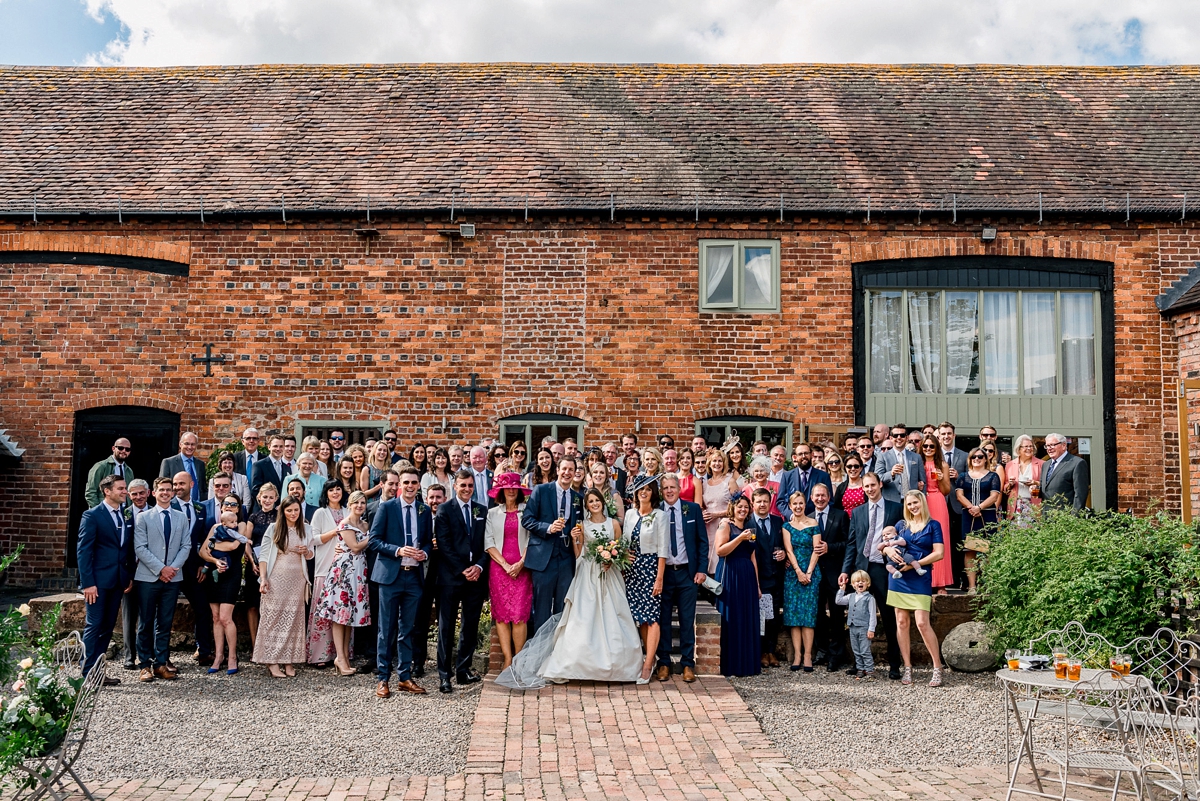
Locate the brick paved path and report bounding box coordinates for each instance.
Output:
[88,675,1032,801]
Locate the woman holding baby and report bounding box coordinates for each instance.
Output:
[883,490,946,688]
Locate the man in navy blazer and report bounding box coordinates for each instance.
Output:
[367,466,432,697]
[655,474,709,682]
[522,456,583,634]
[748,487,786,666]
[170,471,215,664]
[77,474,135,681]
[777,442,831,519]
[159,432,208,503]
[250,435,292,514]
[840,471,904,679]
[433,470,490,692]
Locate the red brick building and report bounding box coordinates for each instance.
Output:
[1,64,1197,586]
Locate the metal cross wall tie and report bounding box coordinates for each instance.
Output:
[191,343,227,377]
[455,373,492,407]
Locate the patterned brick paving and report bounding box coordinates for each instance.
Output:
[87,675,1043,801]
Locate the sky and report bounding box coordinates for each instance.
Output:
[0,0,1195,66]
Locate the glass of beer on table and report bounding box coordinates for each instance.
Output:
[1067,659,1082,682]
[1005,649,1021,670]
[1054,651,1069,680]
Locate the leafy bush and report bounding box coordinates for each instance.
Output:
[977,508,1200,651]
[205,440,267,481]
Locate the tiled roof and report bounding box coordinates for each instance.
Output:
[0,63,1197,215]
[1158,263,1200,315]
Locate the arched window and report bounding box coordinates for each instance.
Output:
[694,416,793,452]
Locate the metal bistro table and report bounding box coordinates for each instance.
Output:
[998,667,1150,801]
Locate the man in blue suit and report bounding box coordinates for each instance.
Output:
[367,466,431,698]
[77,474,135,682]
[749,487,786,667]
[655,474,708,682]
[522,456,583,634]
[777,442,831,519]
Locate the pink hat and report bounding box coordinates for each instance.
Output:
[488,472,530,499]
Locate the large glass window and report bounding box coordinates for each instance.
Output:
[866,289,1097,396]
[699,240,780,313]
[695,417,793,452]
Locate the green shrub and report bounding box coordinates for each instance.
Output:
[977,508,1200,651]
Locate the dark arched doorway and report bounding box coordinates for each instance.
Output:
[67,406,181,568]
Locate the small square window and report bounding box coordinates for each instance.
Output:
[699,240,780,313]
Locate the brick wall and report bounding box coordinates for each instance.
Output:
[0,213,1193,582]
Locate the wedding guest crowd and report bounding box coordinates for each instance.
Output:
[74,421,1089,690]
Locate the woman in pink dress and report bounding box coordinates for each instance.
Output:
[918,435,954,593]
[484,472,533,670]
[701,450,742,575]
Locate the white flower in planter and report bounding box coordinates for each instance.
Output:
[17,603,30,616]
[18,657,33,670]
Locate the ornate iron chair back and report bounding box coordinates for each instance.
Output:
[1124,628,1199,701]
[1028,621,1118,669]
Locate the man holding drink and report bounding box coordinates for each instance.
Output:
[522,456,584,633]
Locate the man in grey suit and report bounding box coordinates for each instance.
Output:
[937,422,969,587]
[133,477,190,682]
[877,425,925,503]
[159,431,207,503]
[1041,433,1091,511]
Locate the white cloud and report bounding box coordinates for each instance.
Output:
[81,0,1200,66]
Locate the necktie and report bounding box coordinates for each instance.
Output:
[112,509,124,547]
[559,488,567,520]
[800,470,809,494]
[113,461,123,477]
[185,458,198,501]
[404,504,414,548]
[670,506,678,557]
[818,511,826,533]
[1044,458,1057,486]
[757,518,767,543]
[162,509,172,553]
[245,454,254,485]
[463,502,472,534]
[865,503,877,559]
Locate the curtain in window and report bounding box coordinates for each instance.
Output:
[907,291,942,393]
[870,291,903,393]
[704,245,734,306]
[1061,293,1096,395]
[1022,292,1057,394]
[742,247,774,307]
[983,292,1018,394]
[945,292,979,394]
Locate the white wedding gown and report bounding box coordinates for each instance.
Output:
[496,518,644,689]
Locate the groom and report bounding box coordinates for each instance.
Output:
[656,474,708,683]
[522,456,583,633]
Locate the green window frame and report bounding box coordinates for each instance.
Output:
[694,417,793,453]
[699,239,781,313]
[499,414,586,453]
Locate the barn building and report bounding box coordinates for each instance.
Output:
[1,63,1198,586]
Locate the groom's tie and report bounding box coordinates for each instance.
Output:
[670,507,678,557]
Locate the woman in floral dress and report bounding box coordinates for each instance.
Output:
[314,490,371,676]
[622,475,668,683]
[781,491,822,671]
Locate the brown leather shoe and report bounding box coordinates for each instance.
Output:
[682,666,697,683]
[139,667,155,683]
[376,681,391,699]
[396,679,427,695]
[154,666,177,681]
[655,665,671,682]
[767,653,780,667]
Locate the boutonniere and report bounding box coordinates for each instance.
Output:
[473,508,485,520]
[681,506,690,517]
[417,502,428,515]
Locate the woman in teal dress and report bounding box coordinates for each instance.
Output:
[781,491,823,672]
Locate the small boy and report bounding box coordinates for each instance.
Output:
[880,525,926,578]
[836,570,877,679]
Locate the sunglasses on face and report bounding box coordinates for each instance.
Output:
[222,500,239,507]
[971,456,986,461]
[923,445,936,450]
[330,436,344,441]
[115,446,131,452]
[847,464,862,470]
[827,460,841,466]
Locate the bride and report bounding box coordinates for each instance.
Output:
[496,488,645,688]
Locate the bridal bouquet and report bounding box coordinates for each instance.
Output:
[584,535,633,571]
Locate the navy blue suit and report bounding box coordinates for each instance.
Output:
[750,513,786,658]
[434,498,489,679]
[656,499,709,669]
[76,502,135,675]
[522,481,583,633]
[777,467,832,519]
[172,497,215,659]
[368,496,433,683]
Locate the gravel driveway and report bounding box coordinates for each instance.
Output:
[77,661,481,779]
[730,667,1004,769]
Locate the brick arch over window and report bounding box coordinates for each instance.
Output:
[489,400,592,427]
[71,389,186,416]
[690,402,801,424]
[278,395,398,420]
[850,236,1119,265]
[0,232,191,276]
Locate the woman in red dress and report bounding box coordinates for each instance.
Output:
[836,456,867,516]
[918,435,954,593]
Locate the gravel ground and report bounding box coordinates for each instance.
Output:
[77,660,481,779]
[730,666,1004,769]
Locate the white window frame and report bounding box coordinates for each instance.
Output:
[699,239,781,313]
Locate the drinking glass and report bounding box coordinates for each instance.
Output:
[1005,649,1021,670]
[1067,659,1082,682]
[1117,654,1131,676]
[1054,653,1069,680]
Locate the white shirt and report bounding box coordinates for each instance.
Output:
[399,500,419,567]
[103,500,126,546]
[472,469,490,506]
[662,500,687,565]
[555,482,572,519]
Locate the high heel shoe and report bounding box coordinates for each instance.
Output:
[789,664,802,672]
[802,666,814,673]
